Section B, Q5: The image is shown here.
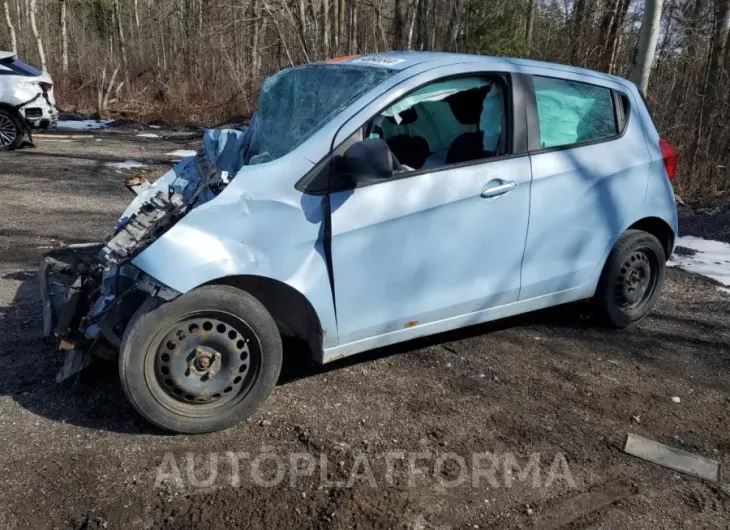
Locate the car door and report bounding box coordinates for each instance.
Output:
[519,72,652,300]
[327,73,533,345]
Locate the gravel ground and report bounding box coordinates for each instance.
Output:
[0,130,729,529]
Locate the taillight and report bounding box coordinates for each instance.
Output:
[659,138,677,180]
[39,81,53,92]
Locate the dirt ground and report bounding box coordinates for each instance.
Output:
[0,128,729,530]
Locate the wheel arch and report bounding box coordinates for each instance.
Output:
[627,216,675,259]
[203,275,324,360]
[0,102,23,120]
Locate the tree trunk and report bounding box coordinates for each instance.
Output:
[29,0,46,72]
[428,0,438,50]
[629,0,663,92]
[570,0,587,63]
[348,0,358,54]
[525,0,535,50]
[251,0,260,75]
[603,0,631,74]
[297,0,308,58]
[415,0,427,49]
[134,0,140,29]
[60,0,68,73]
[332,0,339,52]
[2,1,17,54]
[682,0,707,84]
[394,0,403,49]
[114,0,129,88]
[706,0,730,106]
[338,0,345,53]
[406,0,420,50]
[322,0,330,58]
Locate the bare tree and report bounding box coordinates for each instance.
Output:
[28,0,46,71]
[629,0,664,92]
[524,0,535,49]
[322,0,330,57]
[393,0,403,49]
[60,0,68,73]
[570,0,587,62]
[114,0,129,88]
[2,1,17,53]
[407,0,419,50]
[706,0,730,105]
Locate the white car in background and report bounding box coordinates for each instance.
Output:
[0,51,57,150]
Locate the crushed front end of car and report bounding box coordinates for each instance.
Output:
[40,128,251,381]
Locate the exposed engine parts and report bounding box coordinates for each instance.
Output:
[99,191,185,266]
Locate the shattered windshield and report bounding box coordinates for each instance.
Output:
[246,64,394,164]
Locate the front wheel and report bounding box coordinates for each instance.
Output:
[593,229,666,328]
[119,285,282,433]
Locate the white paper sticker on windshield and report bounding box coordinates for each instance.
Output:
[351,56,407,66]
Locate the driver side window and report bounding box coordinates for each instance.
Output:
[296,75,509,193]
[368,76,506,170]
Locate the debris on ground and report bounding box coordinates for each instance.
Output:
[623,433,721,481]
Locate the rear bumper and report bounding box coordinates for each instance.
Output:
[18,92,58,129]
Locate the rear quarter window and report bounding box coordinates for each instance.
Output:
[532,76,617,149]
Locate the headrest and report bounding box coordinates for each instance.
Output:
[447,85,491,125]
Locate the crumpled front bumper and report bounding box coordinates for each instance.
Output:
[40,242,179,381]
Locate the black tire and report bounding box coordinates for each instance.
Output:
[593,229,666,328]
[0,109,23,151]
[119,285,282,433]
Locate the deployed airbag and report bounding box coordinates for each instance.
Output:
[533,77,616,148]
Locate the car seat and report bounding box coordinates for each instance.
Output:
[444,86,491,165]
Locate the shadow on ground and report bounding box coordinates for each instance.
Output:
[2,265,729,436]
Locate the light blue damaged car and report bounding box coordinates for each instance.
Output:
[40,52,679,433]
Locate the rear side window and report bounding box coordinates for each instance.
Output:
[532,76,616,149]
[0,58,42,76]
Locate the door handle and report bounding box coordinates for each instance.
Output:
[480,180,519,198]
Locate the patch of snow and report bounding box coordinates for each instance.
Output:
[57,119,113,130]
[166,149,197,158]
[671,396,681,403]
[137,133,160,138]
[668,236,730,286]
[149,125,162,129]
[105,160,145,170]
[38,139,76,143]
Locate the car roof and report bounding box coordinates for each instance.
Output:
[334,51,628,86]
[0,51,17,62]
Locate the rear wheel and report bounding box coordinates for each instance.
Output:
[119,285,282,433]
[0,109,23,151]
[593,229,666,328]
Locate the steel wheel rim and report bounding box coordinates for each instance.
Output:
[0,114,17,147]
[615,248,658,311]
[144,311,262,417]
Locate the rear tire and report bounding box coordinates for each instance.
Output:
[593,229,666,328]
[0,109,23,151]
[119,285,282,433]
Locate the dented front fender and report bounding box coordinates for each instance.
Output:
[131,156,340,349]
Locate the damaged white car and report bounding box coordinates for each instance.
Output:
[0,51,57,149]
[41,53,677,433]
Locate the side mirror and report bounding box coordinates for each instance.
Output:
[339,138,400,185]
